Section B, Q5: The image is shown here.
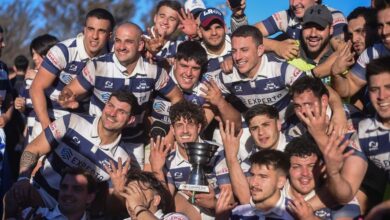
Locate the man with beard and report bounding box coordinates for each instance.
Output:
[254,0,347,60]
[20,168,97,220]
[230,150,294,219]
[331,0,390,99]
[3,89,136,219]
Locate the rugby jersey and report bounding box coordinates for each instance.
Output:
[151,68,206,124]
[209,54,308,121]
[231,193,294,220]
[0,60,10,113]
[202,35,232,73]
[77,53,176,140]
[41,33,110,119]
[33,113,129,200]
[165,139,231,195]
[351,43,390,81]
[262,5,346,39]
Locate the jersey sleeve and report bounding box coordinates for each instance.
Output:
[155,67,176,96]
[44,114,71,147]
[350,48,372,81]
[281,62,307,86]
[214,150,231,185]
[76,59,96,91]
[41,43,69,76]
[261,10,288,35]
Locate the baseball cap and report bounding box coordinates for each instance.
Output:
[184,0,206,17]
[199,8,225,28]
[302,5,333,29]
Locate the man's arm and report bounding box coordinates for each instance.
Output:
[326,85,348,136]
[164,85,183,104]
[19,132,52,178]
[58,78,88,109]
[30,67,58,129]
[219,121,250,204]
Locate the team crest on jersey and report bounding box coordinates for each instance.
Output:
[61,148,73,160]
[104,81,113,89]
[101,92,111,102]
[174,172,183,179]
[69,64,78,72]
[136,80,150,90]
[72,136,81,145]
[369,141,379,151]
[264,81,279,91]
[234,85,243,92]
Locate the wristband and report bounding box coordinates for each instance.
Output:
[17,176,30,182]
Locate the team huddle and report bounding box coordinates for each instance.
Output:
[0,0,389,219]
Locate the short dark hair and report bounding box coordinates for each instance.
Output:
[14,55,29,72]
[249,149,290,176]
[155,0,182,14]
[176,41,208,67]
[232,25,263,46]
[60,168,98,194]
[290,76,329,98]
[126,171,174,213]
[347,7,377,28]
[170,100,205,127]
[284,135,322,160]
[244,104,279,125]
[86,8,116,32]
[30,34,59,57]
[375,0,390,10]
[366,56,390,83]
[109,88,139,115]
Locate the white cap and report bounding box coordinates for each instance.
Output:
[184,0,206,15]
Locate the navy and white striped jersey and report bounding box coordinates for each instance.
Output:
[351,43,390,81]
[231,193,294,220]
[41,33,110,119]
[33,113,129,200]
[261,5,346,39]
[202,35,232,73]
[165,140,231,195]
[357,116,390,177]
[208,54,308,121]
[77,53,176,139]
[151,69,206,124]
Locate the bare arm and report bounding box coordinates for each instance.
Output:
[19,132,52,178]
[165,85,183,104]
[219,121,250,204]
[30,67,57,129]
[58,78,88,109]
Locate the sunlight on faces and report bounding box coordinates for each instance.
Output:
[32,49,44,69]
[83,17,111,57]
[302,23,332,54]
[289,0,317,18]
[114,24,144,67]
[248,164,286,204]
[249,115,281,150]
[293,90,328,117]
[101,96,133,132]
[377,8,390,50]
[198,22,226,50]
[348,16,367,55]
[174,59,202,91]
[289,154,321,196]
[232,36,264,78]
[172,117,201,149]
[153,6,179,37]
[58,174,95,215]
[369,72,390,125]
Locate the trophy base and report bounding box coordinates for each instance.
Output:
[179,184,209,193]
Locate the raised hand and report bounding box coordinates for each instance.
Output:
[119,182,149,218]
[275,39,300,60]
[216,187,237,219]
[288,194,319,220]
[200,80,224,107]
[142,27,166,56]
[178,8,198,38]
[150,136,171,173]
[14,96,26,111]
[219,120,242,160]
[227,0,246,18]
[103,157,130,194]
[331,41,355,76]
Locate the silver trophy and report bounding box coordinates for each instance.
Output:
[179,142,219,193]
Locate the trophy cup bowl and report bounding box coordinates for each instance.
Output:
[179,142,219,193]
